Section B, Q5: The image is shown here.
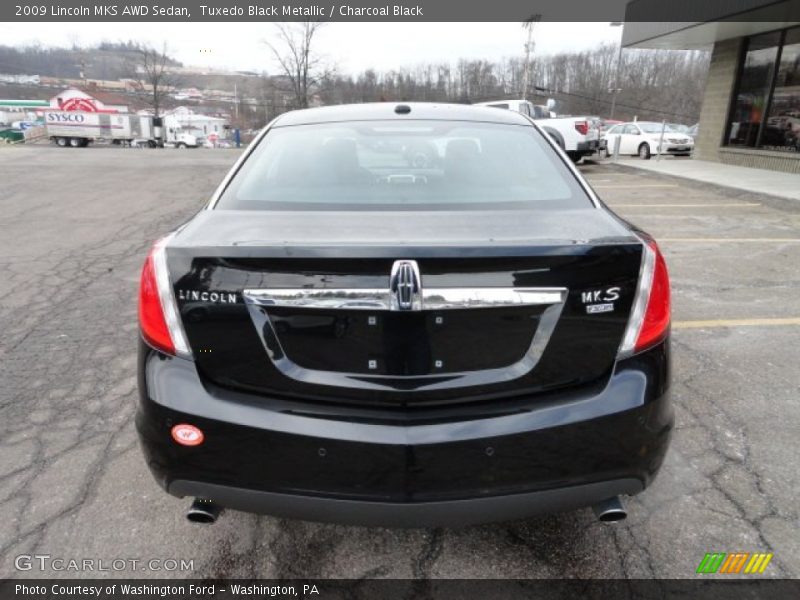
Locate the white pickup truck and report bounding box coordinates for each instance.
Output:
[475,99,600,163]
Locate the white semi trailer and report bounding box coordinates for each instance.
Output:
[44,111,197,148]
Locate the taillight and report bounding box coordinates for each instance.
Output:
[574,120,589,135]
[138,237,192,357]
[618,238,671,357]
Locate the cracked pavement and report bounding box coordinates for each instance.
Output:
[1,146,798,579]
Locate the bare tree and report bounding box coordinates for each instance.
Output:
[127,42,179,118]
[313,45,709,123]
[264,22,333,109]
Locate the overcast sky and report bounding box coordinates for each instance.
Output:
[0,22,621,74]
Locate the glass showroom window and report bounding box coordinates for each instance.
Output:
[726,27,800,152]
[763,28,800,152]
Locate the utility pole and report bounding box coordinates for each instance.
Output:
[609,21,624,120]
[520,14,540,100]
[234,82,239,122]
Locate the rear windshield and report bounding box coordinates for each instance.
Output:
[216,120,593,211]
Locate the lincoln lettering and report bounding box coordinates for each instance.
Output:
[178,290,237,304]
[48,5,91,16]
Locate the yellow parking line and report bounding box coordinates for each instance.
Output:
[660,238,800,243]
[674,317,800,329]
[611,203,761,208]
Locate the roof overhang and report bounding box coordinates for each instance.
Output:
[0,100,50,108]
[623,0,800,49]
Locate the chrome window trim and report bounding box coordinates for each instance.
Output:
[242,287,567,392]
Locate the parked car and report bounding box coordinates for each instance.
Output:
[475,99,601,163]
[136,102,672,527]
[0,128,25,144]
[601,121,694,159]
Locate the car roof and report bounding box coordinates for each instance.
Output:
[273,102,532,127]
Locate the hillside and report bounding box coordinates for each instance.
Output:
[0,41,182,80]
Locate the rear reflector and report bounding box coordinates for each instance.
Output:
[171,424,204,446]
[618,238,671,357]
[138,236,192,357]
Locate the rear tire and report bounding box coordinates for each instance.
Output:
[638,143,652,160]
[567,152,582,164]
[69,137,82,148]
[56,137,68,147]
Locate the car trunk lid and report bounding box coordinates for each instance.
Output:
[167,209,643,406]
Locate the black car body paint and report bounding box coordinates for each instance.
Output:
[136,103,672,526]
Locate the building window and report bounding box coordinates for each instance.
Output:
[765,28,800,152]
[726,26,800,152]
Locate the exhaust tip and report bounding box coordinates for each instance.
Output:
[597,508,627,522]
[593,497,627,523]
[186,498,221,524]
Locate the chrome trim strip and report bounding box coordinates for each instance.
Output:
[422,288,565,310]
[243,288,393,311]
[243,287,566,311]
[242,287,567,391]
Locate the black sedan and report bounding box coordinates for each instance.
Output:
[136,102,672,527]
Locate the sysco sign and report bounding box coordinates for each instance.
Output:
[48,113,85,123]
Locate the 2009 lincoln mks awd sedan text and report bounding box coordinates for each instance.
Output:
[136,103,672,527]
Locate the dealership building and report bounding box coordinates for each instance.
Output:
[624,1,800,173]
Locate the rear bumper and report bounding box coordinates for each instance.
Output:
[136,339,672,526]
[169,478,642,528]
[576,140,599,154]
[660,145,693,154]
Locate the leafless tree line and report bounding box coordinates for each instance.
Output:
[315,44,709,123]
[1,31,710,127]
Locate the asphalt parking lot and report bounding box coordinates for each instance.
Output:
[1,145,798,579]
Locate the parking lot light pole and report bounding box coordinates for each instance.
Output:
[609,22,624,120]
[520,15,541,100]
[657,120,667,161]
